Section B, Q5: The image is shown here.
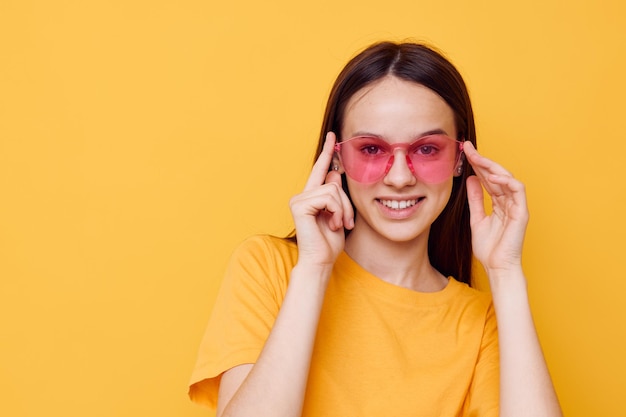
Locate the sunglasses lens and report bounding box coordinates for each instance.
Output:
[338,137,391,183]
[338,135,461,183]
[407,135,461,183]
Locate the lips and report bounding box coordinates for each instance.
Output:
[378,197,424,210]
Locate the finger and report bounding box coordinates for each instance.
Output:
[290,183,346,231]
[487,175,529,220]
[325,170,355,230]
[463,141,513,179]
[321,189,348,232]
[466,175,487,227]
[304,132,337,191]
[463,141,513,197]
[320,180,347,231]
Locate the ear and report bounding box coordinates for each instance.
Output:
[453,152,465,177]
[331,153,345,174]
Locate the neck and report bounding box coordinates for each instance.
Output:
[344,228,447,293]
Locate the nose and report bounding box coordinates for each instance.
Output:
[382,150,417,187]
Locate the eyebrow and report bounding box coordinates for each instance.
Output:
[349,128,451,140]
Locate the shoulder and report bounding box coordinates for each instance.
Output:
[449,277,492,302]
[226,235,298,289]
[236,234,297,252]
[232,234,298,268]
[447,278,494,316]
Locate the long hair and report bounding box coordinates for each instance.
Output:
[296,41,477,285]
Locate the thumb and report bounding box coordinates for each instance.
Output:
[324,169,343,187]
[325,169,355,230]
[466,175,486,227]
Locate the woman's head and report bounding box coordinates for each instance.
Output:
[315,41,476,285]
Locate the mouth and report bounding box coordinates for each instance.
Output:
[377,197,425,210]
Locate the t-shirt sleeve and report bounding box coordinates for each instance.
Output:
[188,235,294,409]
[463,300,500,416]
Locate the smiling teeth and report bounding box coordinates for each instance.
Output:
[380,199,419,209]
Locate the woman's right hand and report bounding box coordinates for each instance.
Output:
[289,132,354,269]
[217,133,354,417]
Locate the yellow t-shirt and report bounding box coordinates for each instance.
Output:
[189,235,499,416]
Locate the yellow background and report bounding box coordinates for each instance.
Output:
[1,0,624,416]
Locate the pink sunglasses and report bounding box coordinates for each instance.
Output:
[334,134,464,184]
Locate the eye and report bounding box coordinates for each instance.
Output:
[410,135,452,157]
[351,137,389,156]
[414,144,440,156]
[360,144,385,155]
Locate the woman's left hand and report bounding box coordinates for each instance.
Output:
[463,141,529,275]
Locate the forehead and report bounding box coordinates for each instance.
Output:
[341,76,456,141]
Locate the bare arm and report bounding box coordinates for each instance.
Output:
[217,264,332,417]
[464,142,562,417]
[217,133,354,417]
[489,268,562,417]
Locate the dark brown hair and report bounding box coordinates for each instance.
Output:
[297,41,477,285]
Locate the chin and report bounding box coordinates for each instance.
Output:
[370,221,431,244]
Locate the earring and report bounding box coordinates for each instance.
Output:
[332,163,339,171]
[456,166,463,175]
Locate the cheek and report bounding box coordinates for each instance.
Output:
[344,179,370,211]
[432,180,457,215]
[432,180,454,202]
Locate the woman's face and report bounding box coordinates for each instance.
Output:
[339,76,459,245]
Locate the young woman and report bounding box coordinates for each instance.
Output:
[189,42,562,417]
